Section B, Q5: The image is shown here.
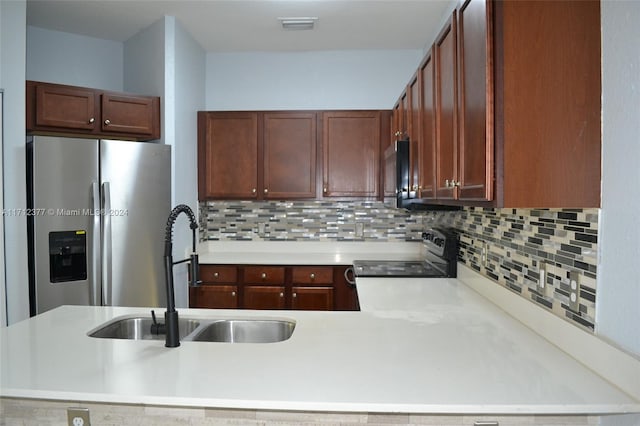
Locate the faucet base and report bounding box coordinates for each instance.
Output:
[164,310,180,348]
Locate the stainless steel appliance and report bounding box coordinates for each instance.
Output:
[383,139,411,209]
[353,227,458,278]
[27,136,171,315]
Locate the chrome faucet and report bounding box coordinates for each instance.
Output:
[161,204,201,348]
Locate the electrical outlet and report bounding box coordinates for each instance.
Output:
[67,408,90,426]
[538,261,548,296]
[355,222,364,238]
[569,271,581,312]
[257,222,268,237]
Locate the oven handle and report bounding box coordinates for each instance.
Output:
[344,267,356,287]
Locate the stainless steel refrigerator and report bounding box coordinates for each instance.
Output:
[27,136,171,315]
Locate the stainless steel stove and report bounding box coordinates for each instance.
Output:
[352,228,458,278]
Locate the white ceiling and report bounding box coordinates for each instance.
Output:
[26,0,453,52]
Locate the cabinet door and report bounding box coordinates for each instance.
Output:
[291,287,334,310]
[190,285,238,309]
[457,0,493,201]
[243,286,286,310]
[199,112,259,199]
[434,13,458,200]
[419,50,437,200]
[408,73,421,195]
[263,112,316,199]
[322,111,380,198]
[34,84,97,130]
[101,93,158,136]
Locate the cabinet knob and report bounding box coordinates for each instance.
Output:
[412,185,418,191]
[252,188,257,194]
[310,273,315,280]
[323,187,328,193]
[264,188,268,194]
[104,119,111,126]
[88,117,95,124]
[293,292,297,298]
[213,272,219,278]
[261,272,267,280]
[231,291,236,297]
[279,292,284,298]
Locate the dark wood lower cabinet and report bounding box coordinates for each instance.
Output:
[190,285,238,309]
[243,286,286,310]
[190,264,359,311]
[291,287,334,311]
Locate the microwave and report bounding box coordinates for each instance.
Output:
[384,139,413,209]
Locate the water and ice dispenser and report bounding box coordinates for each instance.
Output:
[48,231,87,283]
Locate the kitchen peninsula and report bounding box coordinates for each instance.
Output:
[1,243,639,425]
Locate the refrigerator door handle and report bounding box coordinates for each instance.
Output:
[102,182,112,306]
[91,182,101,306]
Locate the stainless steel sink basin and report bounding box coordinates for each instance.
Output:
[88,316,200,340]
[88,316,296,343]
[190,319,295,343]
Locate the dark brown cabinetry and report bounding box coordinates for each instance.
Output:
[434,14,458,202]
[321,111,382,198]
[198,112,259,199]
[395,0,601,208]
[190,264,358,311]
[26,81,160,141]
[263,113,316,199]
[418,50,437,200]
[190,265,239,309]
[198,111,317,200]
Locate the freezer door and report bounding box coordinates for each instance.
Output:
[100,140,171,307]
[30,136,100,314]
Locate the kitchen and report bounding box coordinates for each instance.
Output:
[1,1,639,425]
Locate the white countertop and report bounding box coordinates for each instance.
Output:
[1,265,639,414]
[197,241,425,265]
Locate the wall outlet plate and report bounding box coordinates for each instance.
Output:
[355,222,364,238]
[67,408,90,426]
[481,242,488,267]
[568,271,581,312]
[538,261,550,297]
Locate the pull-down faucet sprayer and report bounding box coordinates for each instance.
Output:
[162,204,200,347]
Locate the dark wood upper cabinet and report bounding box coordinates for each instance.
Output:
[419,50,437,200]
[101,93,157,136]
[198,112,259,200]
[322,111,381,198]
[407,73,421,196]
[434,13,458,201]
[27,80,160,141]
[457,0,493,202]
[263,112,316,199]
[398,0,600,208]
[494,0,601,207]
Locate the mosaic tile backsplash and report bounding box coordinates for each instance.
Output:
[199,201,598,332]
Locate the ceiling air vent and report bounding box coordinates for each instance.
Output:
[278,17,318,31]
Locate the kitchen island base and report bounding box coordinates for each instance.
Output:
[0,397,611,426]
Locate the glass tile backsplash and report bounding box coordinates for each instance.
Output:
[199,201,598,331]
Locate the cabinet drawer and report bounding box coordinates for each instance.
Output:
[291,266,333,284]
[243,266,285,284]
[200,265,238,283]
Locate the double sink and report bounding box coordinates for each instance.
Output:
[88,315,296,343]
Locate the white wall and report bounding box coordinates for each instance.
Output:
[206,49,422,110]
[597,1,640,357]
[172,19,205,307]
[124,16,205,308]
[1,0,28,325]
[26,26,123,91]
